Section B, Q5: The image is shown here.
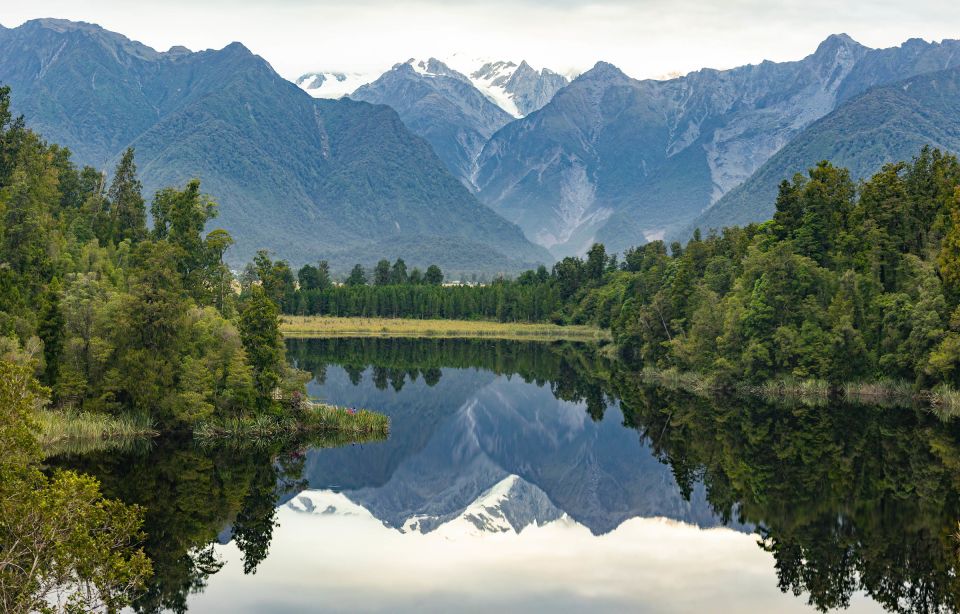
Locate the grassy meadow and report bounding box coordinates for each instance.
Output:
[281,316,611,341]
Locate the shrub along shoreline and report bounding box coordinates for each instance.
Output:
[194,400,389,440]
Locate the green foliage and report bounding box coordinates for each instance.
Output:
[373,259,391,286]
[106,147,147,244]
[296,260,331,292]
[345,264,368,287]
[424,264,443,285]
[283,251,628,324]
[390,258,408,285]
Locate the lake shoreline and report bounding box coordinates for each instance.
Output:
[637,367,960,418]
[281,316,610,341]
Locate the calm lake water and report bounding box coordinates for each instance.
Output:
[54,338,960,613]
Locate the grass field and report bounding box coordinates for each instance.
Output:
[281,316,611,341]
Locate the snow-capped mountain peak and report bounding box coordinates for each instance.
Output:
[468,60,524,117]
[465,58,570,118]
[295,70,379,99]
[472,60,518,87]
[401,57,473,84]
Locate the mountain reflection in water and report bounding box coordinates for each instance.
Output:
[52,338,960,613]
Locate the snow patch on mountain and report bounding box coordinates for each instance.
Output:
[468,60,524,117]
[295,70,378,99]
[439,55,571,118]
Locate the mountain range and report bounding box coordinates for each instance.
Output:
[473,34,960,256]
[5,17,960,268]
[692,62,960,233]
[350,59,517,185]
[0,18,550,272]
[298,56,570,118]
[301,35,960,258]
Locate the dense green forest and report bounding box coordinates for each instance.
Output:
[0,86,298,428]
[598,148,960,389]
[279,147,960,392]
[0,84,349,612]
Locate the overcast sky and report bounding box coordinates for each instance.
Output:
[3,0,959,80]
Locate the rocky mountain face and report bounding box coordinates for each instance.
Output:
[351,58,515,185]
[474,35,960,257]
[691,64,960,233]
[349,57,569,186]
[0,19,549,271]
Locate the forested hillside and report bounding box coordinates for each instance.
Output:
[0,86,296,427]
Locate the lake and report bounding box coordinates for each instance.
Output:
[52,338,960,613]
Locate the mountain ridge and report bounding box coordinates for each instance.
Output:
[473,34,960,257]
[0,18,550,272]
[688,64,960,234]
